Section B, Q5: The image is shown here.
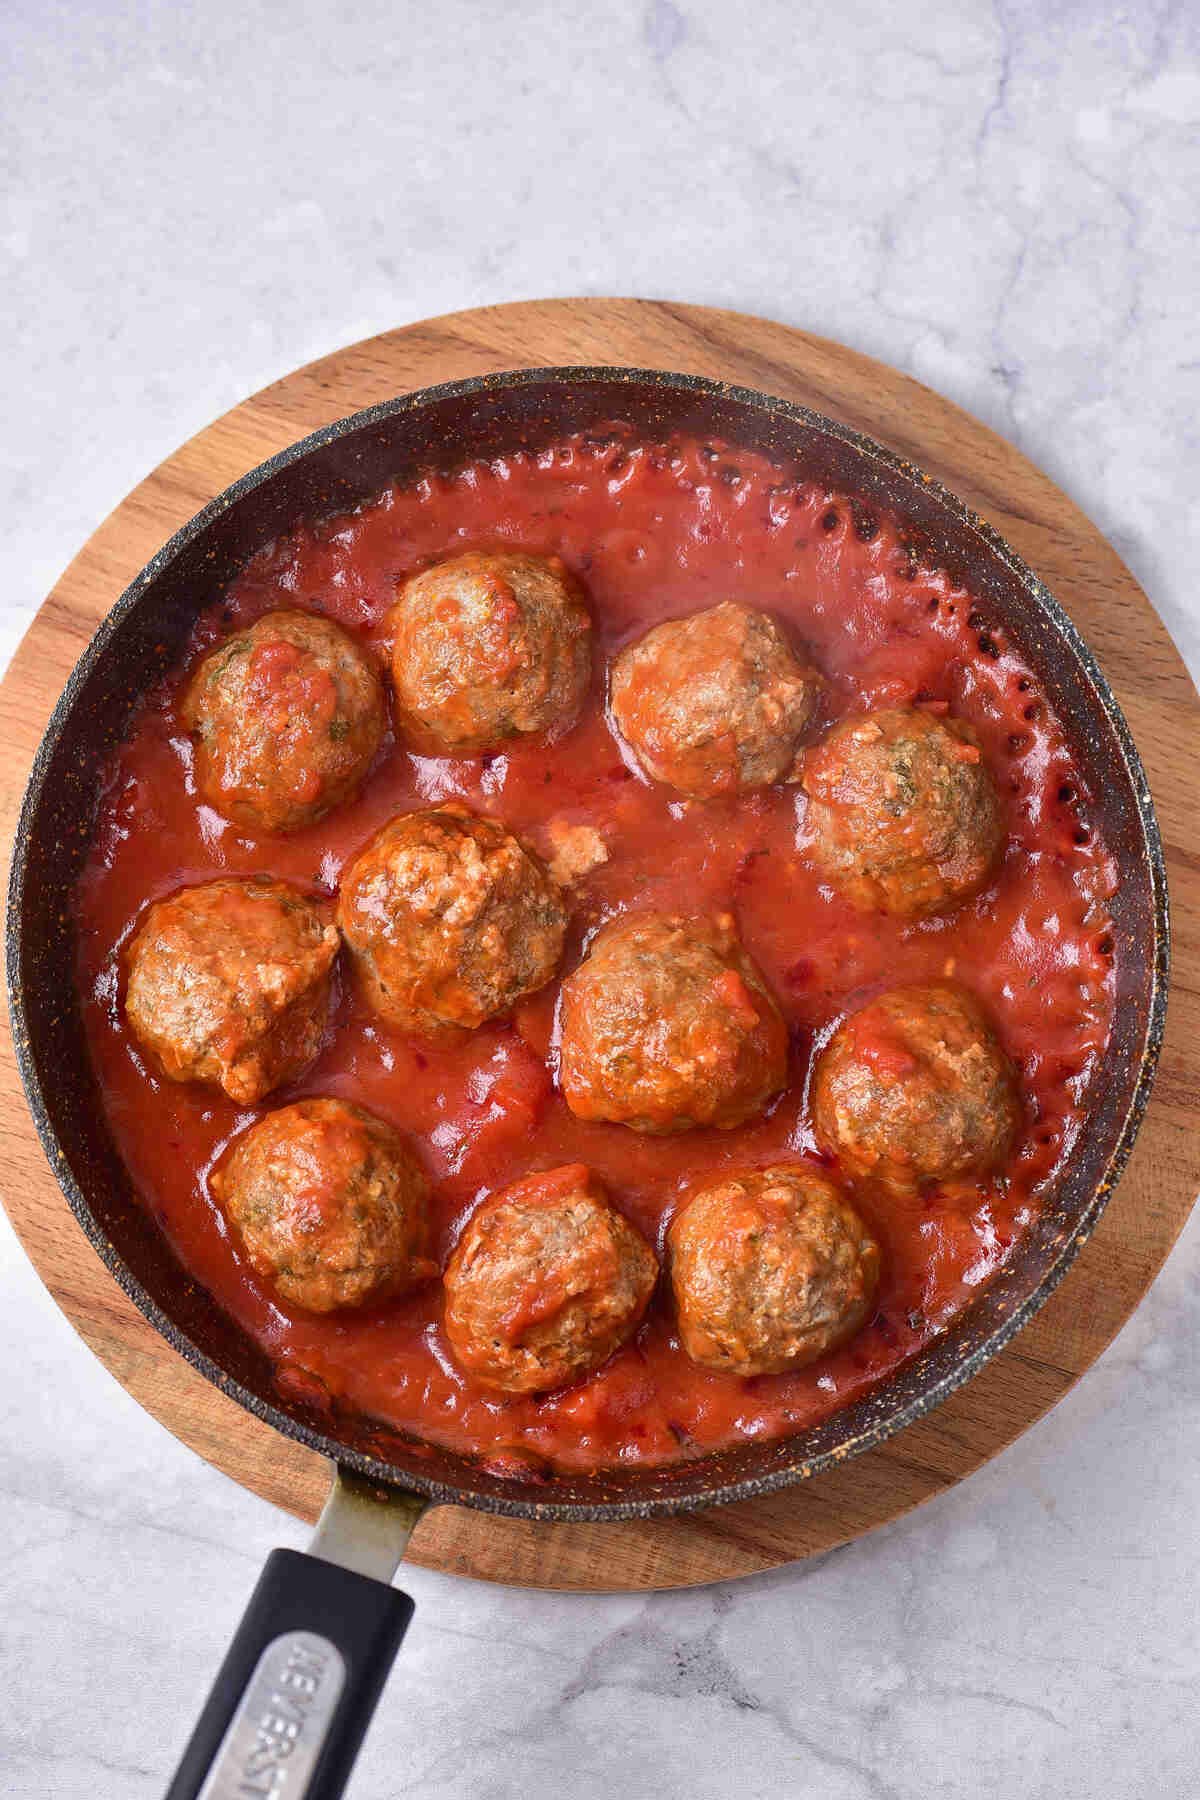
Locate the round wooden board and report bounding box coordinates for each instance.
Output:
[2,300,1198,1592]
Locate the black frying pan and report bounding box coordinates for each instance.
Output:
[6,369,1168,1798]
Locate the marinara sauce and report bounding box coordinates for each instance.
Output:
[74,432,1117,1475]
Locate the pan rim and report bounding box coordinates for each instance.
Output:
[5,364,1171,1523]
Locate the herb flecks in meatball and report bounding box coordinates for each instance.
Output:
[559,910,788,1134]
[336,803,567,1037]
[811,982,1019,1194]
[389,550,592,754]
[213,1098,432,1313]
[609,602,823,797]
[669,1164,881,1376]
[801,705,1002,917]
[442,1164,657,1394]
[183,610,386,834]
[124,877,337,1104]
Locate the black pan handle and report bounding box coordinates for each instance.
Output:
[166,1471,426,1800]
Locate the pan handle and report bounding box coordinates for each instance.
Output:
[165,1469,428,1800]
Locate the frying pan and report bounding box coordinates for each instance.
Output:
[6,369,1168,1798]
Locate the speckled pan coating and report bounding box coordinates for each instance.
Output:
[5,368,1169,1523]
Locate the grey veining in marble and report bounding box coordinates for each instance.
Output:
[2,2,1199,1795]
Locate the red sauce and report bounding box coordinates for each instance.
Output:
[74,432,1117,1474]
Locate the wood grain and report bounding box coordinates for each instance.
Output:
[1,299,1197,1592]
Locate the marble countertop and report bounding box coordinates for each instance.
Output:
[4,2,1199,1794]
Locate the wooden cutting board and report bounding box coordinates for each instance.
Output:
[2,299,1198,1591]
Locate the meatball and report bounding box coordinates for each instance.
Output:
[800,705,1002,917]
[609,602,822,797]
[336,803,567,1036]
[213,1098,432,1313]
[183,609,386,834]
[811,983,1019,1194]
[442,1164,657,1393]
[669,1165,881,1376]
[559,911,788,1134]
[388,550,592,754]
[124,877,338,1104]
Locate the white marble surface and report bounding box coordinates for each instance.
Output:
[3,2,1199,1794]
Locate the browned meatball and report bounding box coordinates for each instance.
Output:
[388,550,592,754]
[124,877,337,1104]
[559,911,788,1134]
[669,1165,881,1376]
[213,1098,432,1313]
[442,1164,657,1393]
[336,803,567,1036]
[800,706,1002,917]
[183,610,386,834]
[811,983,1019,1194]
[609,602,822,797]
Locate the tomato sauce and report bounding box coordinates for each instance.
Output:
[74,432,1117,1475]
